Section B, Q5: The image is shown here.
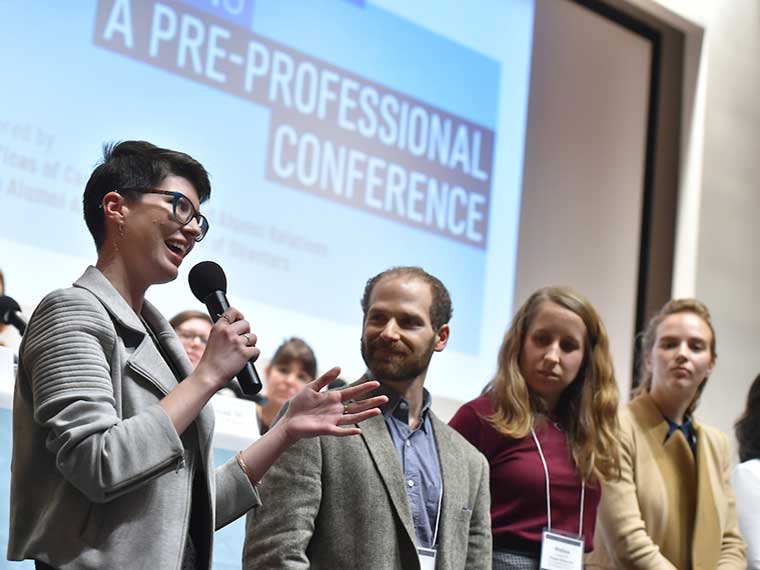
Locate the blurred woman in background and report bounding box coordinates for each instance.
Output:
[733,372,760,569]
[257,337,317,434]
[170,310,213,368]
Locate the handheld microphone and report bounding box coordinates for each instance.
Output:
[0,296,27,336]
[188,261,264,399]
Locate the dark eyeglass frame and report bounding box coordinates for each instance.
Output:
[175,329,209,346]
[119,187,209,242]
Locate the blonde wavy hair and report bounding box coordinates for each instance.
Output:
[487,286,621,481]
[632,298,716,415]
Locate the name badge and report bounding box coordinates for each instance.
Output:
[539,529,584,570]
[418,546,437,570]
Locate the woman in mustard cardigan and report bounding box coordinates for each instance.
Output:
[588,299,745,569]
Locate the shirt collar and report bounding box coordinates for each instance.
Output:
[663,415,697,455]
[378,384,433,433]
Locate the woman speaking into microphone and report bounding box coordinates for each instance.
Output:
[7,141,386,570]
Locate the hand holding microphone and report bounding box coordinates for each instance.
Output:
[189,261,264,397]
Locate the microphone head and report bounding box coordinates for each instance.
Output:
[188,261,227,302]
[0,295,21,324]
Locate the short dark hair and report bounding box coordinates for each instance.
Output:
[83,140,211,250]
[736,373,760,462]
[270,337,318,380]
[169,310,212,329]
[360,267,452,330]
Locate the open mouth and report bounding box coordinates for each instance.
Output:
[165,239,188,257]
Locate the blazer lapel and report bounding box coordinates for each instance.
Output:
[360,413,417,546]
[691,422,720,569]
[432,413,467,550]
[630,393,671,463]
[142,299,216,455]
[125,337,179,396]
[73,267,179,397]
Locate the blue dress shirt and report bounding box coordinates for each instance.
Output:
[379,385,442,549]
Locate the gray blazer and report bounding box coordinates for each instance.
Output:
[243,405,492,569]
[8,266,259,570]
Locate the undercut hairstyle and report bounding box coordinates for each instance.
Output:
[169,310,212,330]
[82,140,211,250]
[633,298,716,415]
[735,373,760,462]
[361,267,452,331]
[269,337,318,381]
[486,286,621,482]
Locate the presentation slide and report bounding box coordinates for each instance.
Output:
[0,0,534,403]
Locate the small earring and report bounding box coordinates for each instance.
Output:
[117,221,125,239]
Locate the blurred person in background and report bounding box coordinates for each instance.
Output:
[256,337,317,435]
[733,372,760,569]
[0,267,24,353]
[170,310,213,369]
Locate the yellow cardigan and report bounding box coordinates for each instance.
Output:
[587,393,746,569]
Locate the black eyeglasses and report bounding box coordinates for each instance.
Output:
[121,187,209,241]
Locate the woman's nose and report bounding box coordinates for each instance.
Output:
[543,343,560,364]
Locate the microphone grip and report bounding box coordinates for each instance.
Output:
[204,291,264,397]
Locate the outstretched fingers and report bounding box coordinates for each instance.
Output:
[308,366,342,392]
[338,380,381,401]
[341,395,388,417]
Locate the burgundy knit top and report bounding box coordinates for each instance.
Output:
[449,394,600,554]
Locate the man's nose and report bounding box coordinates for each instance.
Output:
[380,320,400,341]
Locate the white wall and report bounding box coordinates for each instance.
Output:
[513,0,652,399]
[627,0,760,445]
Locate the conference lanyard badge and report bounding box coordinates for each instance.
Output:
[539,528,584,570]
[417,546,437,570]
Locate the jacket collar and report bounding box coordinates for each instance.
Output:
[74,266,145,334]
[73,266,214,453]
[630,390,703,436]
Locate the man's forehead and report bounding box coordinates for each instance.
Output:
[367,276,433,309]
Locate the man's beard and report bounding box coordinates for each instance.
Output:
[360,337,436,383]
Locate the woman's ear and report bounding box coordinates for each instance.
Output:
[706,355,716,378]
[643,350,653,374]
[101,191,126,223]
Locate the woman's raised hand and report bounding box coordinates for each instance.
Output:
[279,367,388,443]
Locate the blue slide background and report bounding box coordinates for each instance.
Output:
[0,0,533,564]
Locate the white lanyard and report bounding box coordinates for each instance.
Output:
[530,427,585,537]
[430,482,443,547]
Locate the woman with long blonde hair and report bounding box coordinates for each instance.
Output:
[450,286,620,569]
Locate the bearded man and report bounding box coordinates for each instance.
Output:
[243,266,491,570]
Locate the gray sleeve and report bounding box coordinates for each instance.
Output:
[24,289,184,503]
[242,435,322,570]
[214,456,262,530]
